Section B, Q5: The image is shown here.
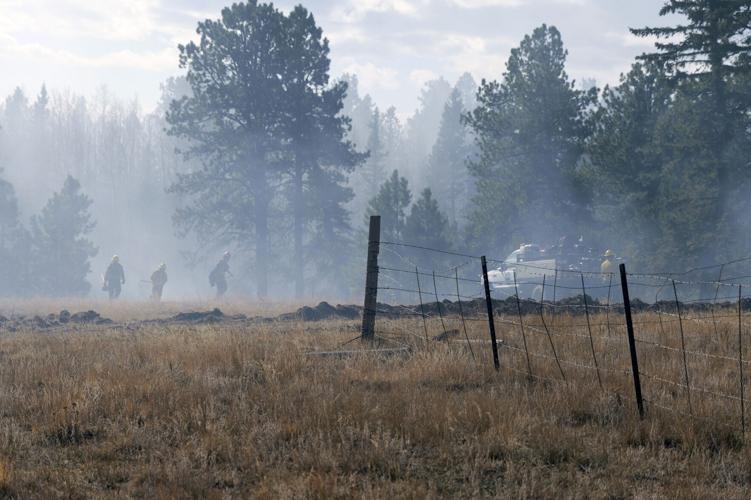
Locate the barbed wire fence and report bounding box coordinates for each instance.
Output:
[352,216,751,435]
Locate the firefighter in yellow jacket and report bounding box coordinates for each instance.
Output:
[601,249,616,275]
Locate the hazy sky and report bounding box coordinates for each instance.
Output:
[0,0,672,114]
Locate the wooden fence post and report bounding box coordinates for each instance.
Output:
[620,263,645,418]
[361,216,380,341]
[481,256,500,370]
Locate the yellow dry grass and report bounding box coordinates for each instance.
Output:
[0,302,749,497]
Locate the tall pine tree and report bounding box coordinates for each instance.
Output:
[403,188,453,268]
[168,1,361,298]
[632,1,751,262]
[587,61,673,266]
[465,25,595,253]
[30,176,97,296]
[280,5,363,298]
[427,88,470,227]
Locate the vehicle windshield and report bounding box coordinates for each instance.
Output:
[504,250,520,265]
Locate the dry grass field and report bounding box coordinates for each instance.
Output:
[0,300,750,498]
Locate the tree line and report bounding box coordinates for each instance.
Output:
[2,0,750,298]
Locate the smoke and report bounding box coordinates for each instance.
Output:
[0,84,220,301]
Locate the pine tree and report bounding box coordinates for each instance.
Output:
[30,85,56,194]
[279,5,364,298]
[405,188,451,247]
[168,2,362,298]
[404,78,452,187]
[0,89,29,187]
[339,74,373,151]
[454,72,478,112]
[365,169,412,243]
[381,106,403,163]
[587,61,673,266]
[30,176,97,296]
[632,1,751,255]
[363,107,386,198]
[465,25,595,252]
[427,88,470,227]
[0,171,31,296]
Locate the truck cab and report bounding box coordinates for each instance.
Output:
[486,244,557,299]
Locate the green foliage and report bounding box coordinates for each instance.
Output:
[30,176,97,296]
[167,1,362,297]
[405,188,451,248]
[631,1,751,80]
[365,170,412,243]
[465,24,595,253]
[624,1,751,268]
[586,62,673,265]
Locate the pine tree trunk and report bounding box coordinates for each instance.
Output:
[294,167,304,299]
[255,184,270,299]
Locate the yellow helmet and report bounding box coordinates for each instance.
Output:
[603,249,615,258]
[159,262,166,270]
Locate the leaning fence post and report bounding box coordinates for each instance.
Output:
[620,263,645,418]
[361,215,380,341]
[455,268,475,360]
[711,263,725,338]
[672,279,692,415]
[513,270,533,379]
[481,256,500,370]
[581,274,603,391]
[540,275,566,382]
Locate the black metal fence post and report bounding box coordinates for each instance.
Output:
[620,263,645,418]
[481,256,500,370]
[361,215,380,341]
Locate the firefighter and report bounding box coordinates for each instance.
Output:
[209,251,232,298]
[103,255,126,299]
[601,249,616,275]
[150,263,168,301]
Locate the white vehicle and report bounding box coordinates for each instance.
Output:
[486,239,611,300]
[486,244,557,299]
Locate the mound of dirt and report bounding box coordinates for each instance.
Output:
[169,308,247,324]
[70,310,112,324]
[0,310,113,331]
[279,302,362,322]
[172,308,225,323]
[58,310,71,323]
